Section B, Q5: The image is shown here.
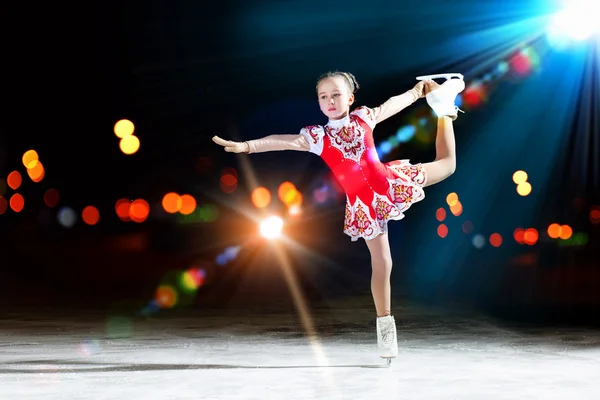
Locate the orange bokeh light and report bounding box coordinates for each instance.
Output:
[450,200,463,216]
[162,192,182,214]
[10,193,24,212]
[179,194,197,215]
[22,150,39,169]
[590,207,600,225]
[489,233,502,247]
[547,223,561,239]
[437,224,448,238]
[82,206,100,225]
[0,196,7,214]
[115,198,132,221]
[119,135,140,155]
[44,188,60,207]
[278,181,297,203]
[435,207,446,221]
[7,171,22,190]
[114,119,135,138]
[155,285,177,309]
[446,192,459,207]
[514,228,525,244]
[559,225,572,240]
[27,160,45,182]
[523,228,539,245]
[130,199,150,222]
[251,187,272,208]
[517,182,532,196]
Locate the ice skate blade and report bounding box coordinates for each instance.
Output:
[416,73,463,81]
[383,358,392,367]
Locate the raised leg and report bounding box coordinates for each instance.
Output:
[422,116,456,187]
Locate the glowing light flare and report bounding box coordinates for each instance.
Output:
[512,170,528,184]
[462,83,487,108]
[82,206,100,225]
[559,224,573,240]
[114,119,135,138]
[435,207,446,222]
[155,285,178,309]
[251,187,272,208]
[260,216,284,239]
[44,188,60,207]
[0,196,7,214]
[22,150,39,169]
[179,194,197,215]
[446,192,459,207]
[547,223,561,239]
[514,228,525,244]
[115,198,132,221]
[119,135,140,155]
[437,224,448,238]
[510,51,533,76]
[523,228,539,246]
[162,192,182,214]
[517,182,532,196]
[130,199,150,222]
[450,200,463,216]
[284,189,303,208]
[9,193,24,212]
[547,3,600,42]
[7,171,22,190]
[288,204,302,217]
[27,160,45,182]
[180,268,206,292]
[489,233,502,247]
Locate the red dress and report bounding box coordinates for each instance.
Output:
[300,106,427,241]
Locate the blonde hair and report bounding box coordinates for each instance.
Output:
[316,71,360,94]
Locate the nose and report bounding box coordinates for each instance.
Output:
[329,98,335,104]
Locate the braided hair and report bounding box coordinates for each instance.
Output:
[316,71,360,94]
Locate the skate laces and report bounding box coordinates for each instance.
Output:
[379,319,396,347]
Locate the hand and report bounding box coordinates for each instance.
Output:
[412,80,432,99]
[212,136,249,153]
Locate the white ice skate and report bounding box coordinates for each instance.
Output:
[417,73,465,120]
[377,315,398,366]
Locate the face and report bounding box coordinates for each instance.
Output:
[317,77,354,120]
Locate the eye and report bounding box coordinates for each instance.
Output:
[334,93,340,97]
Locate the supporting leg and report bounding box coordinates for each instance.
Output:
[364,232,393,317]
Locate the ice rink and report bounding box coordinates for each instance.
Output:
[1,297,599,400]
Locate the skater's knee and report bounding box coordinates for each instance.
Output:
[371,255,393,274]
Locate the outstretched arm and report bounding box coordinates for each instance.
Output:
[372,81,430,124]
[212,134,310,154]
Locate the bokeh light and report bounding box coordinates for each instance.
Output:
[514,228,525,244]
[517,182,532,196]
[446,192,459,207]
[462,220,474,234]
[9,193,24,212]
[114,119,135,138]
[179,194,197,215]
[251,187,272,208]
[450,200,463,216]
[0,196,7,214]
[155,285,178,309]
[590,207,600,225]
[220,167,238,194]
[180,268,206,293]
[27,160,45,183]
[278,181,297,204]
[435,207,446,221]
[489,233,502,247]
[7,171,22,190]
[162,192,182,214]
[523,228,539,246]
[22,150,39,169]
[115,198,132,221]
[44,188,60,207]
[119,135,140,155]
[559,224,573,240]
[472,234,486,249]
[82,206,100,225]
[512,170,528,184]
[547,223,561,239]
[58,207,77,228]
[130,199,150,222]
[437,224,448,238]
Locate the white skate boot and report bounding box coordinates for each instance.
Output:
[418,73,465,120]
[377,315,398,366]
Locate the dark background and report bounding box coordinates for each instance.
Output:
[1,0,599,324]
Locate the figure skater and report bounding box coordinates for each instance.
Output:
[212,71,464,363]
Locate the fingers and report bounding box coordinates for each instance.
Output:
[212,136,233,147]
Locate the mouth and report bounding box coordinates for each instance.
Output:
[328,108,336,111]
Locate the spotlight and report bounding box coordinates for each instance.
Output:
[547,1,600,46]
[259,216,284,239]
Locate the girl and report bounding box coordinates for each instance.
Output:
[212,71,464,362]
